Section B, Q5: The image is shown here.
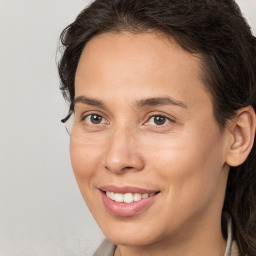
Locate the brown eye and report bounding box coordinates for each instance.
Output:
[153,116,167,125]
[90,114,103,124]
[81,113,109,128]
[145,115,172,126]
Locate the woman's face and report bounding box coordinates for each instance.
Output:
[71,32,230,247]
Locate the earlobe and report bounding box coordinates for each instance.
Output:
[226,106,256,167]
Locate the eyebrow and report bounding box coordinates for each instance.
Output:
[136,97,187,108]
[74,95,187,109]
[74,96,105,107]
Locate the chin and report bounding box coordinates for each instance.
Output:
[96,215,163,247]
[106,230,157,247]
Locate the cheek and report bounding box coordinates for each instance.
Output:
[145,127,225,210]
[70,140,111,219]
[70,141,102,194]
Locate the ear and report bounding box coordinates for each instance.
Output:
[226,106,256,167]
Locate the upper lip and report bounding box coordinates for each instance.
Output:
[99,185,160,194]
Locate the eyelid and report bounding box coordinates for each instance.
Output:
[142,112,176,126]
[80,112,110,125]
[79,109,109,120]
[146,116,171,126]
[78,110,176,127]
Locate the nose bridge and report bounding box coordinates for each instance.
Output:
[104,124,144,174]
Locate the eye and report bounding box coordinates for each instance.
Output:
[145,115,172,126]
[83,114,108,125]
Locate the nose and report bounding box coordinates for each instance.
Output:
[104,127,144,174]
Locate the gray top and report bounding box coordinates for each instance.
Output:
[93,213,240,256]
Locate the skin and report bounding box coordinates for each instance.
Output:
[70,32,248,256]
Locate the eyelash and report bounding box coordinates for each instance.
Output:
[144,115,173,126]
[81,114,109,126]
[81,113,175,127]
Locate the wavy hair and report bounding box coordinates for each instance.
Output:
[58,0,256,254]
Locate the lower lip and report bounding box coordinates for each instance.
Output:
[100,191,159,217]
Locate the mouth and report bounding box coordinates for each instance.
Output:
[104,191,159,203]
[99,186,160,217]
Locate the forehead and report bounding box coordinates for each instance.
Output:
[74,32,210,111]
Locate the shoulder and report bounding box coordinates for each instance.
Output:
[93,239,116,256]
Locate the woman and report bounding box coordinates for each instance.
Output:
[58,0,256,255]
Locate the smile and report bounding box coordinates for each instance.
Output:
[105,191,157,203]
[99,186,160,217]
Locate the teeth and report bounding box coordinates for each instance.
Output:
[124,193,133,203]
[114,193,124,202]
[142,193,149,199]
[105,191,156,203]
[110,192,115,200]
[133,193,142,201]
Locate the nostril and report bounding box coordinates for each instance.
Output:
[121,166,136,172]
[104,153,145,173]
[104,165,134,172]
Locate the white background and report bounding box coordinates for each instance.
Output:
[0,1,255,255]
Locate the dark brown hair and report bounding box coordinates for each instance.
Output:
[58,0,256,254]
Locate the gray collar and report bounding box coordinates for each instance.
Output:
[224,212,233,256]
